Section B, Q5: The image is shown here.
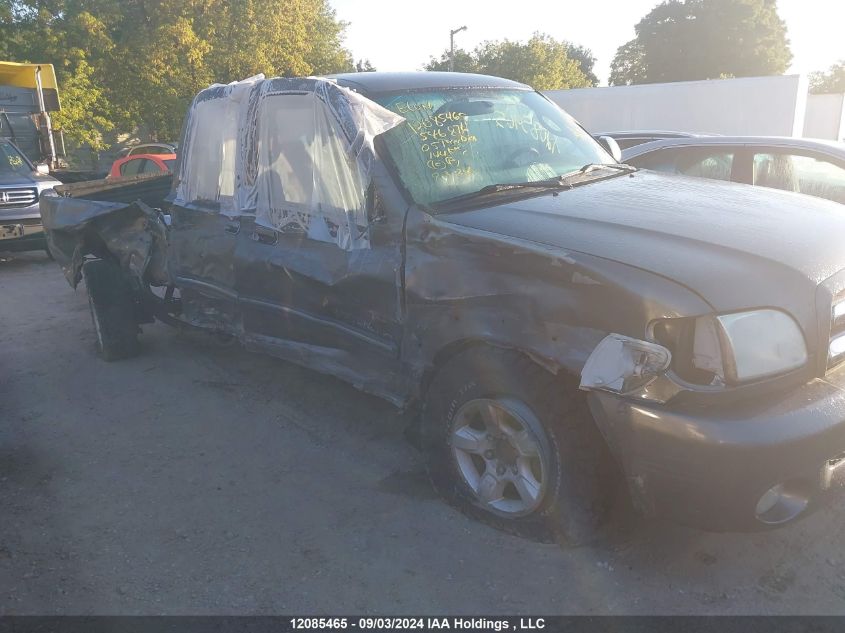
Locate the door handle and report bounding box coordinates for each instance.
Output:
[251,225,278,245]
[224,219,240,235]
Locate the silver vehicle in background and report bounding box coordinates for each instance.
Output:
[622,136,845,206]
[0,138,61,254]
[595,130,702,150]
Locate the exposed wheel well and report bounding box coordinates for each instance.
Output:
[421,338,574,400]
[407,338,580,446]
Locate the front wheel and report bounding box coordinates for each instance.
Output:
[422,347,618,544]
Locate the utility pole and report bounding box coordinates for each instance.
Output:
[449,26,468,72]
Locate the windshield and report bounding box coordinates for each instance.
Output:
[0,139,31,174]
[374,88,613,206]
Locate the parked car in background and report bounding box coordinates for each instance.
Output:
[118,142,178,158]
[0,137,61,253]
[623,136,845,205]
[127,142,177,156]
[108,152,177,179]
[596,130,703,150]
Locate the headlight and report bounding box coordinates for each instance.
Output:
[580,334,672,395]
[690,309,807,384]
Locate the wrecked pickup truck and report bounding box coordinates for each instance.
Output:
[42,71,845,543]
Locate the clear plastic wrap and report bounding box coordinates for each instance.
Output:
[174,75,404,250]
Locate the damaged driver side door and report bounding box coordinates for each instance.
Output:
[234,92,407,402]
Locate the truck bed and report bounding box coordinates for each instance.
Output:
[53,173,172,205]
[41,173,172,288]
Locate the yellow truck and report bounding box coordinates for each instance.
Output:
[0,61,62,168]
[0,62,63,254]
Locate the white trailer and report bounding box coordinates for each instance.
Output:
[804,93,845,141]
[545,75,812,138]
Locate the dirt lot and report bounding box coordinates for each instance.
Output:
[3,251,845,615]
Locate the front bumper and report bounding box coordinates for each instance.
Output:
[0,219,47,252]
[589,367,845,531]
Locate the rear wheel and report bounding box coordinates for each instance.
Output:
[422,347,618,544]
[82,259,140,361]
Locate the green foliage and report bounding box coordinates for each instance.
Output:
[0,0,353,147]
[609,40,647,87]
[51,59,113,150]
[609,0,792,86]
[810,61,845,94]
[425,49,480,74]
[425,33,594,90]
[564,44,599,87]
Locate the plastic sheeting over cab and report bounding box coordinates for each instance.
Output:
[41,75,406,289]
[174,75,404,250]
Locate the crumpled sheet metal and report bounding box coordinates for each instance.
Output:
[174,75,404,250]
[40,192,169,289]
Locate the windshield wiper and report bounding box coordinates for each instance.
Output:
[435,178,574,207]
[433,163,637,208]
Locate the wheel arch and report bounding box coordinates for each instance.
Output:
[417,336,580,413]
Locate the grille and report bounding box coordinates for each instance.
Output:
[0,187,38,208]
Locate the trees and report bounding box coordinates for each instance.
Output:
[425,33,596,90]
[609,0,792,86]
[564,44,599,87]
[355,59,377,72]
[425,48,480,74]
[0,0,353,150]
[608,40,647,87]
[810,61,845,94]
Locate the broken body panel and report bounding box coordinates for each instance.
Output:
[42,72,845,531]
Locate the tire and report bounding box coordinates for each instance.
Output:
[82,259,140,361]
[422,346,618,545]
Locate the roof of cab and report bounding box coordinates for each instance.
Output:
[327,71,531,95]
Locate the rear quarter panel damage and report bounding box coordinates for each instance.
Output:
[40,191,170,289]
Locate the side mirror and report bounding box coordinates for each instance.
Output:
[36,163,50,175]
[598,136,622,163]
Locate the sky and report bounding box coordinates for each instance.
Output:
[330,0,844,85]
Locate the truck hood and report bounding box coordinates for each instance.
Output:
[0,170,56,187]
[437,170,845,328]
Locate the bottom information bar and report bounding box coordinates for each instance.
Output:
[0,617,842,633]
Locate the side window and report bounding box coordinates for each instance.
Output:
[120,158,144,177]
[675,149,735,181]
[178,96,238,208]
[141,159,164,175]
[754,152,845,204]
[627,148,678,172]
[254,92,368,250]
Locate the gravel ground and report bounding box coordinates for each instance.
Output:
[3,250,845,615]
